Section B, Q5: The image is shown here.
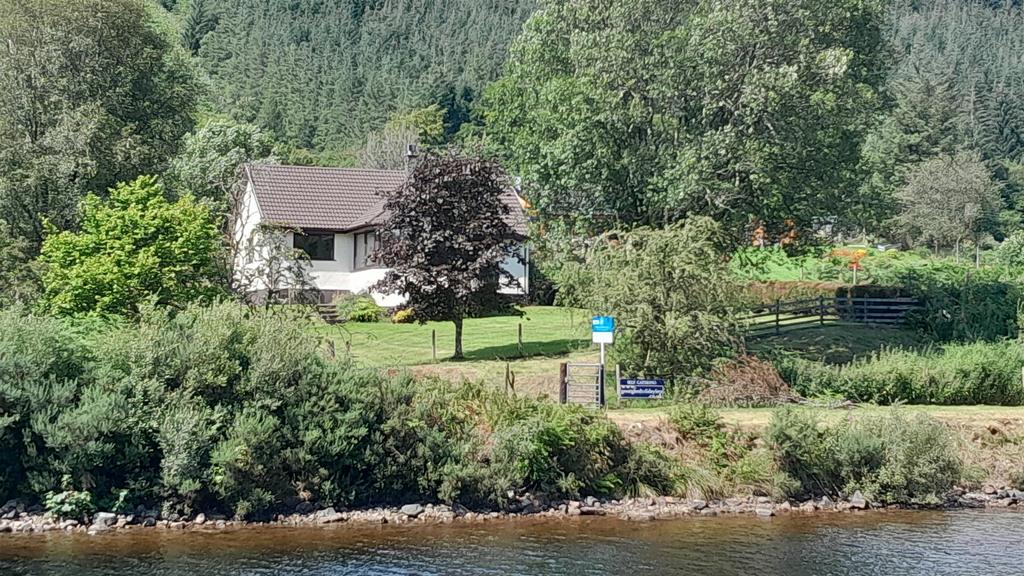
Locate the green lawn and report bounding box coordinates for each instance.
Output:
[317,306,597,397]
[320,306,593,367]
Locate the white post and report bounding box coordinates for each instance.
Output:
[600,342,606,366]
[615,363,621,399]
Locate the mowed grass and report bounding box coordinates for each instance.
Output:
[319,306,593,367]
[317,306,597,397]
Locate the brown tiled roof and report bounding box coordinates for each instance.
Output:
[244,164,403,231]
[244,163,528,235]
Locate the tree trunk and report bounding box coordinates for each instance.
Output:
[453,316,464,359]
[975,236,981,268]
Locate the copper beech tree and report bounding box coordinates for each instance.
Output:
[374,149,521,358]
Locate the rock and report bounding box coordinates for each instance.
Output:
[315,508,344,524]
[400,504,425,518]
[799,501,817,513]
[849,491,868,510]
[755,507,775,517]
[568,501,582,510]
[93,512,117,527]
[142,517,157,527]
[699,508,717,517]
[295,502,316,515]
[194,513,206,525]
[983,485,998,495]
[756,496,771,504]
[87,522,112,535]
[1,510,15,520]
[819,496,834,509]
[778,501,792,512]
[691,499,707,511]
[169,521,186,529]
[579,507,606,516]
[584,496,598,507]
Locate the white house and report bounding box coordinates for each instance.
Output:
[235,164,529,306]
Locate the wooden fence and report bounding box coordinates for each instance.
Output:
[744,296,921,337]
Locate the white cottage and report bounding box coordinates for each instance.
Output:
[235,164,529,305]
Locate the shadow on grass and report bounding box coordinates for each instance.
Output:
[750,324,930,364]
[443,338,590,362]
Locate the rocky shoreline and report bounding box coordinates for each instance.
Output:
[2,487,1021,535]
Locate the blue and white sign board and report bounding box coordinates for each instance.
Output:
[591,316,615,344]
[619,378,665,400]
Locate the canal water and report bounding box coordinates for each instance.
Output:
[1,509,1021,575]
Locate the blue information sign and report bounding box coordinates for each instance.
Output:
[592,316,615,333]
[619,378,665,400]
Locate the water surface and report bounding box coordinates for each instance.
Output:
[1,509,1021,575]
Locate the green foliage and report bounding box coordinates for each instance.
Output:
[44,486,96,520]
[196,0,533,157]
[897,151,1003,255]
[486,0,887,240]
[335,294,384,323]
[767,408,962,504]
[0,0,198,246]
[0,303,671,516]
[777,340,1024,406]
[875,262,1022,341]
[996,231,1024,268]
[38,176,223,317]
[568,219,741,377]
[167,119,278,209]
[0,220,41,307]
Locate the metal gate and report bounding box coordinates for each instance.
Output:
[559,363,605,408]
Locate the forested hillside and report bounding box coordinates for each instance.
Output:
[174,0,535,158]
[861,0,1024,232]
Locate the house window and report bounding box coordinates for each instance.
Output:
[293,231,335,261]
[354,230,379,269]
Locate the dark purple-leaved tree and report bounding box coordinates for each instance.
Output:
[374,149,521,358]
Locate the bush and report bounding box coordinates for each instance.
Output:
[0,304,676,516]
[44,486,95,520]
[568,218,742,378]
[391,308,415,323]
[335,294,384,322]
[776,340,1024,405]
[766,408,962,504]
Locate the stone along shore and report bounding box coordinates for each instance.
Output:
[2,486,1022,535]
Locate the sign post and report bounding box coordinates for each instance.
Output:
[591,316,615,365]
[591,316,614,408]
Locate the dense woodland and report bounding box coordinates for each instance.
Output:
[0,0,1023,302]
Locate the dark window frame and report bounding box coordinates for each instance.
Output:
[293,230,336,261]
[353,229,380,270]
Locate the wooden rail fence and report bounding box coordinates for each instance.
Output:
[744,296,921,337]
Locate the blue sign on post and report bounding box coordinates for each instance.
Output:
[619,378,665,400]
[591,316,615,332]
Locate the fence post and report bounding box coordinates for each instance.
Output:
[774,299,781,336]
[559,362,568,404]
[431,329,437,362]
[818,295,824,325]
[517,322,524,357]
[615,364,622,401]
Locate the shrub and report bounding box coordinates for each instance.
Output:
[568,218,741,378]
[767,408,962,504]
[335,294,384,322]
[44,486,95,520]
[391,308,415,323]
[777,340,1024,405]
